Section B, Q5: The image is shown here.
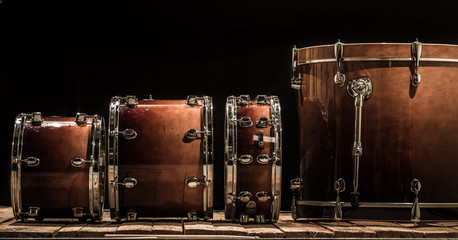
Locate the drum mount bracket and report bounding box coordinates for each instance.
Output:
[291,45,302,90]
[347,76,373,208]
[334,40,346,87]
[411,39,422,87]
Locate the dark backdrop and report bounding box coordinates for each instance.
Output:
[1,0,458,211]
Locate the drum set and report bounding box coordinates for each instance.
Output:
[9,39,458,223]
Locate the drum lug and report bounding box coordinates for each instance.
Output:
[125,95,138,107]
[186,95,209,106]
[187,211,198,220]
[411,38,422,87]
[239,214,249,223]
[31,112,43,125]
[111,128,137,140]
[254,95,268,105]
[255,214,266,223]
[333,178,346,221]
[234,116,253,128]
[256,154,274,164]
[290,178,302,220]
[290,178,303,191]
[75,113,87,124]
[72,207,85,218]
[238,95,251,105]
[256,117,272,128]
[27,207,40,217]
[185,176,210,188]
[236,155,253,164]
[14,157,40,167]
[255,191,271,203]
[126,210,138,221]
[334,39,346,87]
[70,157,93,168]
[184,128,209,140]
[411,179,422,225]
[291,45,302,90]
[118,177,137,189]
[236,191,252,203]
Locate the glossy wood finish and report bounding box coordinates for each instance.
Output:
[21,117,93,218]
[117,100,205,218]
[236,102,273,218]
[295,43,458,212]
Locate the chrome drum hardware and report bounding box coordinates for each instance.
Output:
[334,39,346,87]
[225,95,282,223]
[411,39,422,87]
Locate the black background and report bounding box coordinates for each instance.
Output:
[1,0,458,211]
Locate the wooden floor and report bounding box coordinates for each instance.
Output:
[1,206,458,238]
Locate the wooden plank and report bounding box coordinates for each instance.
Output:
[398,222,458,237]
[184,221,216,235]
[319,222,376,238]
[243,224,284,238]
[57,224,87,238]
[78,223,120,237]
[275,221,333,238]
[116,222,153,234]
[349,220,404,227]
[213,222,247,236]
[364,226,423,238]
[429,221,458,227]
[105,234,258,239]
[0,220,64,238]
[0,207,13,223]
[150,222,183,235]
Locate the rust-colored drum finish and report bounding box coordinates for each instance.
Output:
[225,95,282,223]
[108,95,213,221]
[10,113,105,221]
[290,41,458,221]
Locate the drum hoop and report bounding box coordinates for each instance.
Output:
[224,96,238,220]
[297,57,458,66]
[88,115,105,220]
[295,200,458,208]
[107,97,121,220]
[202,96,214,219]
[269,96,282,222]
[10,114,27,220]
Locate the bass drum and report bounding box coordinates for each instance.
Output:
[290,41,458,221]
[11,112,105,222]
[108,95,213,221]
[225,95,282,223]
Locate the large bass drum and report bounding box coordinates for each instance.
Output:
[108,95,213,221]
[225,95,282,223]
[11,112,105,221]
[290,41,458,221]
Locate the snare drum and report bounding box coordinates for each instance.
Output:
[108,95,213,221]
[290,40,458,221]
[10,112,105,221]
[224,95,282,223]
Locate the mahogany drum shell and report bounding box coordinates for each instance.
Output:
[295,43,458,207]
[20,117,96,218]
[115,100,208,218]
[235,103,274,217]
